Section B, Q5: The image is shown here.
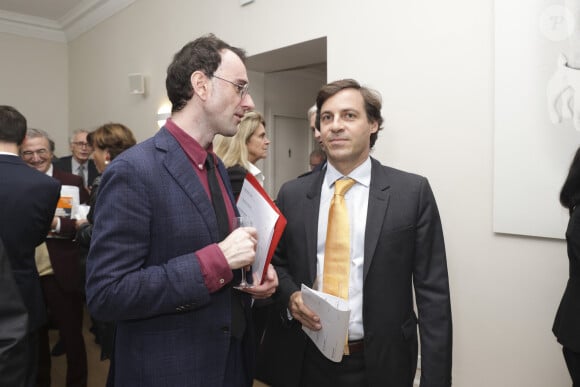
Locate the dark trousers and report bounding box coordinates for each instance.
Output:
[564,346,580,387]
[39,275,87,387]
[300,339,368,387]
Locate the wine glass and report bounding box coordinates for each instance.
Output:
[232,216,254,289]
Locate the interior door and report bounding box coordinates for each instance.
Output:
[273,115,310,197]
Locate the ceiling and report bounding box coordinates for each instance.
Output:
[0,0,82,21]
[0,0,135,42]
[1,0,327,78]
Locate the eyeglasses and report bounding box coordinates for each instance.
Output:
[21,149,49,159]
[72,141,92,148]
[212,74,249,99]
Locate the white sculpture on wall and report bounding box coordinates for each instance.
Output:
[495,0,580,239]
[547,0,580,130]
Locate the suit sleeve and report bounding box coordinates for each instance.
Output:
[413,178,452,387]
[29,179,61,248]
[270,182,302,313]
[85,159,213,322]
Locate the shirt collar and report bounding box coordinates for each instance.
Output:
[247,162,261,177]
[71,157,86,171]
[324,157,371,189]
[247,162,265,185]
[165,117,208,169]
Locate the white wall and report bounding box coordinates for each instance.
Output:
[63,0,571,385]
[0,32,69,155]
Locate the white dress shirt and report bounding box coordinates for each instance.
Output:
[247,162,265,186]
[316,157,371,341]
[71,158,88,188]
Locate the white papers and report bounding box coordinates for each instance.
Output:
[55,185,81,219]
[236,179,279,283]
[76,204,90,220]
[300,284,351,362]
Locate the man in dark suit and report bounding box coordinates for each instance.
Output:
[53,129,99,190]
[0,237,29,387]
[52,128,97,357]
[21,128,89,387]
[86,34,278,387]
[299,105,326,178]
[257,79,452,387]
[0,105,60,387]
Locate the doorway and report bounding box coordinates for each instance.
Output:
[246,37,327,197]
[272,115,310,195]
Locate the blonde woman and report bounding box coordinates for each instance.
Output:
[214,111,270,197]
[214,110,272,346]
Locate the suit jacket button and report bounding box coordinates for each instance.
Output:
[221,326,230,333]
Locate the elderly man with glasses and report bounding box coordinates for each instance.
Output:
[53,129,99,190]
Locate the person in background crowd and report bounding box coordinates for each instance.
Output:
[553,146,580,387]
[299,105,326,178]
[0,237,29,386]
[214,110,270,197]
[308,149,326,171]
[21,128,89,387]
[214,110,272,352]
[307,104,323,151]
[76,122,136,362]
[54,129,99,190]
[53,128,99,357]
[0,106,60,387]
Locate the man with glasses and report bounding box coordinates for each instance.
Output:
[52,130,97,359]
[54,129,99,190]
[21,128,89,387]
[86,34,278,387]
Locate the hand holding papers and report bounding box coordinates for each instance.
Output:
[236,173,286,285]
[300,284,351,363]
[55,185,80,219]
[49,185,82,239]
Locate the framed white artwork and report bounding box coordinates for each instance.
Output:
[494,0,580,239]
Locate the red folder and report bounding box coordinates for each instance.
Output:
[239,173,287,284]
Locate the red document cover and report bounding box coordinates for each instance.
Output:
[237,173,287,284]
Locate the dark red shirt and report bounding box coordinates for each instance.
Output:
[165,119,235,292]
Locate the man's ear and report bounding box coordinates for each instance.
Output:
[369,120,379,134]
[191,71,209,101]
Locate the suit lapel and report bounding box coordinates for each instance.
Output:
[363,158,390,280]
[156,129,220,240]
[305,171,325,283]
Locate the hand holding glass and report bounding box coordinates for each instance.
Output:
[232,216,254,289]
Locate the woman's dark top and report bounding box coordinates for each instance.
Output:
[226,164,247,198]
